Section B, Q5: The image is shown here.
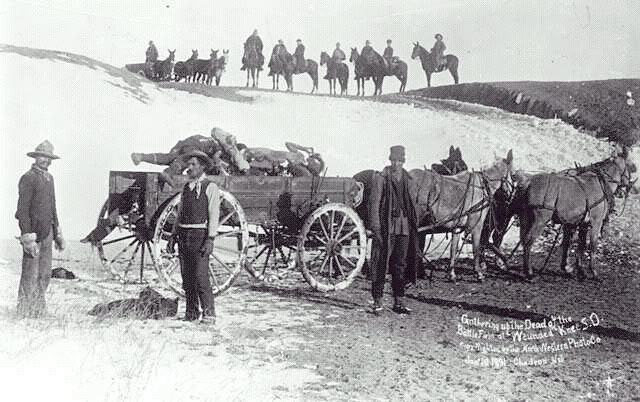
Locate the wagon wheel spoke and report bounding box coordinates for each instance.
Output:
[318,253,330,276]
[329,210,336,239]
[122,241,142,280]
[248,245,269,266]
[211,252,235,275]
[318,215,331,242]
[215,229,244,239]
[334,214,348,243]
[218,211,235,227]
[101,234,137,247]
[336,253,357,268]
[101,238,138,265]
[336,227,358,244]
[310,234,327,245]
[333,256,347,278]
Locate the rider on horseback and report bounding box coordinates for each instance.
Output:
[293,39,306,73]
[432,33,447,70]
[145,40,158,63]
[268,39,288,76]
[383,39,396,72]
[332,42,346,63]
[241,29,264,71]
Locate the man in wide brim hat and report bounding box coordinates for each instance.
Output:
[434,33,443,40]
[185,149,213,169]
[27,140,60,159]
[16,140,65,318]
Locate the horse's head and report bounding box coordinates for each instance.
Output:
[320,51,329,65]
[219,50,229,70]
[482,149,515,197]
[349,47,359,63]
[190,49,198,60]
[411,42,425,60]
[210,49,218,60]
[167,49,176,62]
[608,146,637,197]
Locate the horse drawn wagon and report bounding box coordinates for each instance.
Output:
[93,170,368,296]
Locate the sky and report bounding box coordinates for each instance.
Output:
[1,0,639,92]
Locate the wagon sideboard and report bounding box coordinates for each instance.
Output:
[108,171,360,226]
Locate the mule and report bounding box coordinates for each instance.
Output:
[193,49,217,84]
[152,49,175,81]
[349,48,385,96]
[411,42,459,87]
[207,49,228,86]
[320,51,348,95]
[243,42,261,87]
[410,150,514,281]
[431,146,468,175]
[505,150,634,280]
[174,50,199,82]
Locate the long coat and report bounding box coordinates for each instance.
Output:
[368,166,419,284]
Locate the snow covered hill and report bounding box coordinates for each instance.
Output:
[0,45,619,239]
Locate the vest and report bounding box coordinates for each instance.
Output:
[180,180,210,225]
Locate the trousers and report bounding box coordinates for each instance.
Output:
[371,234,408,299]
[18,230,53,317]
[177,228,214,319]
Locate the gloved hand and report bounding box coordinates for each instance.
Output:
[54,229,66,251]
[166,237,176,254]
[20,233,39,257]
[200,238,215,257]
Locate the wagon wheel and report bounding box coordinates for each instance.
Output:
[297,203,367,291]
[95,199,152,282]
[245,223,298,283]
[152,190,249,297]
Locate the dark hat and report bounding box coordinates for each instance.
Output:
[296,38,302,42]
[27,140,60,159]
[435,33,443,40]
[387,39,392,43]
[365,40,371,45]
[389,145,405,161]
[336,42,340,46]
[185,150,212,168]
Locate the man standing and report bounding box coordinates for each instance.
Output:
[15,140,65,318]
[293,39,306,73]
[369,145,419,315]
[431,33,447,70]
[168,150,219,323]
[145,40,158,63]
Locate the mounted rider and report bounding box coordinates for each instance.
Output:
[361,40,375,63]
[293,39,306,73]
[268,39,288,76]
[332,42,346,63]
[383,39,396,71]
[241,29,264,71]
[432,33,447,70]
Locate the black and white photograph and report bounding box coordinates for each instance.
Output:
[0,0,638,400]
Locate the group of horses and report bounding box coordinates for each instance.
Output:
[355,145,635,283]
[129,48,229,85]
[173,49,229,85]
[241,41,461,96]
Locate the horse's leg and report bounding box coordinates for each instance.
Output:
[471,224,486,282]
[246,69,250,87]
[560,225,575,276]
[255,69,259,87]
[451,67,459,84]
[448,232,460,282]
[425,71,431,88]
[576,224,588,281]
[521,210,550,279]
[587,218,604,281]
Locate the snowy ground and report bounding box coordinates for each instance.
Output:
[1,46,638,402]
[0,46,617,240]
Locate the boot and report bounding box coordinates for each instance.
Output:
[371,297,383,313]
[392,297,411,315]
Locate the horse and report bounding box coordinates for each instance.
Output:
[320,51,348,95]
[207,49,228,86]
[193,49,217,84]
[349,48,385,96]
[409,150,513,282]
[268,48,294,91]
[431,146,468,175]
[243,42,261,88]
[291,57,319,94]
[152,49,175,81]
[411,42,459,87]
[384,57,408,93]
[174,50,199,82]
[498,149,634,281]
